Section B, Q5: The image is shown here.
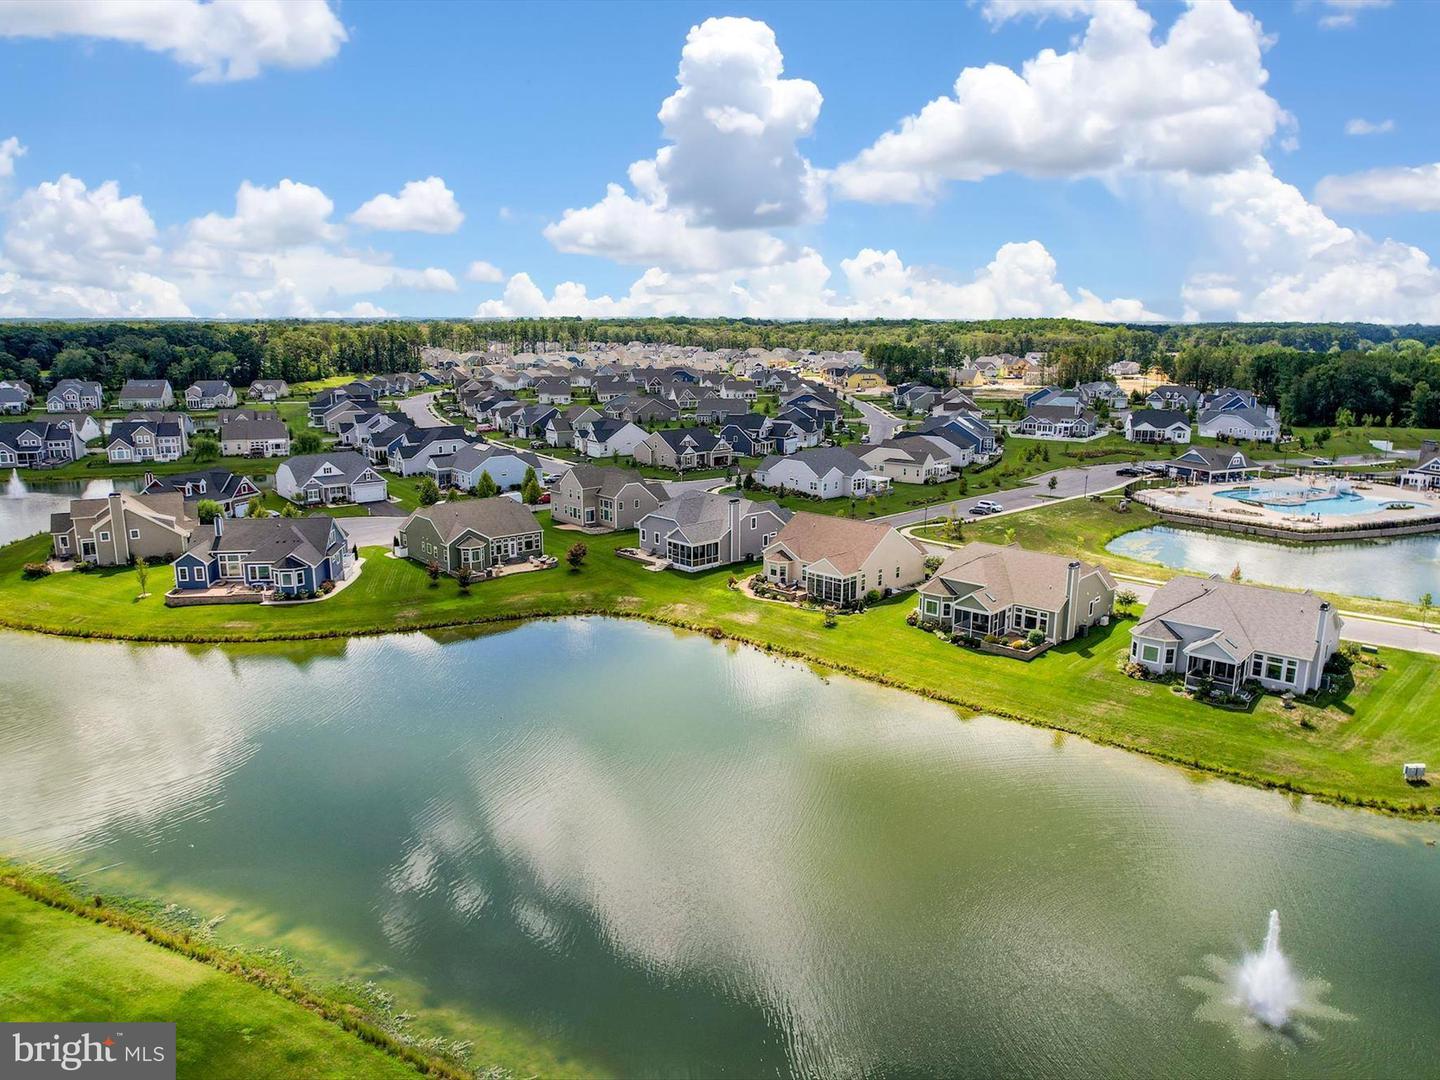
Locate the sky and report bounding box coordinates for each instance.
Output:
[0,0,1438,323]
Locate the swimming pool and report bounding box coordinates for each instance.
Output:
[1215,484,1401,516]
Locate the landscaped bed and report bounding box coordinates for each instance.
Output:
[1,516,1439,816]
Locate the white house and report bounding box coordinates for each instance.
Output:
[1124,409,1191,444]
[754,447,891,500]
[576,418,649,459]
[275,452,389,505]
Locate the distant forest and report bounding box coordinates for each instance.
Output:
[2,317,1438,427]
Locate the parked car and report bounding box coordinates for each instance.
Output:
[968,500,1003,515]
[1115,466,1145,477]
[1311,456,1333,466]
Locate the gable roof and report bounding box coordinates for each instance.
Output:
[644,491,791,544]
[280,451,378,486]
[404,497,540,542]
[921,542,1113,612]
[1135,575,1340,660]
[187,515,341,566]
[561,463,666,500]
[1128,408,1189,429]
[758,446,867,476]
[766,511,920,574]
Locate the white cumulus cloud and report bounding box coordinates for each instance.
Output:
[187,179,340,249]
[465,260,504,283]
[1316,0,1391,30]
[0,136,26,178]
[1344,117,1394,136]
[351,177,464,234]
[1314,163,1440,214]
[833,0,1287,203]
[0,0,347,81]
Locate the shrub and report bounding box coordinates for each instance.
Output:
[22,562,51,579]
[418,476,442,506]
[906,610,919,626]
[1115,588,1138,607]
[195,499,223,524]
[319,580,335,595]
[566,542,588,570]
[865,589,882,604]
[1026,629,1045,647]
[923,555,943,574]
[823,610,838,628]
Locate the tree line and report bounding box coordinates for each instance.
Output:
[0,317,1436,425]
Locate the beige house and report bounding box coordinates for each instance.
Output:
[550,464,667,531]
[50,490,195,566]
[917,542,1115,644]
[762,511,927,605]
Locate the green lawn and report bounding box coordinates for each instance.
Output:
[19,452,277,483]
[2,518,1439,815]
[0,882,434,1080]
[1287,424,1440,460]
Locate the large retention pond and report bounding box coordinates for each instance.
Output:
[1109,524,1440,605]
[2,619,1438,1077]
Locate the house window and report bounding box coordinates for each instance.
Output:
[1140,644,1160,663]
[129,529,140,540]
[177,566,189,582]
[98,531,110,543]
[639,530,647,544]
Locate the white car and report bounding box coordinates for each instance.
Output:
[968,500,1003,515]
[1311,456,1333,466]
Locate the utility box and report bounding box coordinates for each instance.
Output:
[1403,763,1426,782]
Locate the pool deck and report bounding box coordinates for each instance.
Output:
[1135,478,1440,540]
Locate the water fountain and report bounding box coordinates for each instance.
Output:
[1182,908,1350,1047]
[4,469,25,498]
[1237,909,1297,1029]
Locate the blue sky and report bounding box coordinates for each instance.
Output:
[0,0,1437,322]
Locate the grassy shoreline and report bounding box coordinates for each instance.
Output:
[0,866,475,1079]
[1,519,1439,816]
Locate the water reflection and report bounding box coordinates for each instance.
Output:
[1108,525,1440,604]
[1,620,1438,1079]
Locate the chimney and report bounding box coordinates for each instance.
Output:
[729,496,741,563]
[1065,559,1081,640]
[108,491,130,564]
[213,514,224,537]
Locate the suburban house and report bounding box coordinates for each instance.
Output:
[762,512,926,604]
[126,410,195,437]
[275,452,389,505]
[1401,441,1440,489]
[173,515,353,598]
[1167,446,1263,483]
[860,439,953,484]
[606,395,679,426]
[246,379,290,401]
[637,492,792,572]
[842,368,887,392]
[916,542,1116,644]
[1130,575,1342,695]
[0,420,88,467]
[753,447,891,500]
[52,413,102,444]
[1198,402,1281,442]
[185,381,239,409]
[217,411,291,457]
[550,464,667,531]
[1012,403,1099,439]
[1124,409,1192,444]
[105,419,187,463]
[1145,385,1202,412]
[394,498,544,574]
[50,490,194,566]
[718,379,758,401]
[386,426,469,475]
[116,380,175,409]
[0,386,28,414]
[575,418,650,459]
[46,379,103,413]
[1075,381,1128,409]
[632,426,735,471]
[143,469,262,517]
[428,444,541,491]
[533,377,573,405]
[895,415,997,464]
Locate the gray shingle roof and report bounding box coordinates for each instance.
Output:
[404,497,540,542]
[1135,575,1341,660]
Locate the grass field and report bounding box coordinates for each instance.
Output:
[2,516,1438,815]
[0,882,432,1080]
[17,452,278,483]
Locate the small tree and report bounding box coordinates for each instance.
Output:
[134,556,150,598]
[295,430,324,455]
[1229,562,1243,582]
[192,434,220,463]
[279,501,302,518]
[245,495,264,518]
[427,558,441,586]
[1421,591,1434,628]
[566,541,588,571]
[195,498,223,524]
[1047,475,1058,491]
[474,472,499,499]
[457,566,473,594]
[417,476,441,506]
[1116,588,1139,608]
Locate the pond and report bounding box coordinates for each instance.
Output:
[1108,524,1440,604]
[2,619,1438,1078]
[0,473,139,546]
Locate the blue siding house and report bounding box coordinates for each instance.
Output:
[173,515,353,597]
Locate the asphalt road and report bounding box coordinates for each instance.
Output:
[879,461,1138,527]
[848,395,905,442]
[396,391,450,429]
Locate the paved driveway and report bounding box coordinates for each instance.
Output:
[338,514,404,548]
[849,396,904,442]
[396,392,450,429]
